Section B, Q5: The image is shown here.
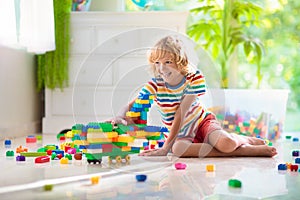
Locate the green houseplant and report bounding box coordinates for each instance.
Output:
[37,0,72,91]
[187,0,264,88]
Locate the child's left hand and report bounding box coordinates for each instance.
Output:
[139,148,168,156]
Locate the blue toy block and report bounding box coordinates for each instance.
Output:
[278,164,287,170]
[87,144,102,149]
[52,150,64,157]
[295,158,300,164]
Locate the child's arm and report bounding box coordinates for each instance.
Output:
[139,94,197,156]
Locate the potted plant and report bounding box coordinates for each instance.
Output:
[186,0,289,140]
[187,0,264,88]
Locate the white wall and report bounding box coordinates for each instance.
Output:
[0,45,43,139]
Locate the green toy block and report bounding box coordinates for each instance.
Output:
[100,123,113,132]
[6,150,14,157]
[20,152,47,157]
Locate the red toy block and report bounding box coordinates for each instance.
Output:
[26,136,37,143]
[290,164,299,172]
[56,154,63,159]
[35,156,50,164]
[46,150,52,156]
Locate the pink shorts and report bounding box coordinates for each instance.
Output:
[193,114,223,143]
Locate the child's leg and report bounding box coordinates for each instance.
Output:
[207,130,265,153]
[172,139,277,158]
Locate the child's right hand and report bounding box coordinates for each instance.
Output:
[107,116,136,126]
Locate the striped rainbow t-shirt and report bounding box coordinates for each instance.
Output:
[139,70,210,139]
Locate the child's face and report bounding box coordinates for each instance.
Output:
[154,53,184,86]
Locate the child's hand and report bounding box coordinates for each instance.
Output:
[107,116,136,126]
[139,148,168,156]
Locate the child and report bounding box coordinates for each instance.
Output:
[112,35,277,158]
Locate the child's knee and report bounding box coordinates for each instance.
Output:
[215,137,238,153]
[172,140,190,157]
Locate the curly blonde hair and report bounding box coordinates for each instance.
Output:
[148,36,189,77]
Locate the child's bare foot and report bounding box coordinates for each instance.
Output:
[237,144,277,157]
[245,136,266,145]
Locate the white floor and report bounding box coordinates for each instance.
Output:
[0,134,299,200]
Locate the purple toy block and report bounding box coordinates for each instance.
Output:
[16,155,26,161]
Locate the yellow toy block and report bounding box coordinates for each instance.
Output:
[73,140,89,146]
[87,132,118,139]
[122,146,131,152]
[126,111,140,117]
[60,157,69,164]
[87,138,113,143]
[228,124,235,130]
[136,99,149,104]
[65,131,74,138]
[91,176,100,185]
[117,136,135,143]
[206,164,215,172]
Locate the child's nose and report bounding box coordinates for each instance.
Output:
[159,64,166,71]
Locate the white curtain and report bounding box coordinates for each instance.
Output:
[0,0,55,54]
[0,0,17,45]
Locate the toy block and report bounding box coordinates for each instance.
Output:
[35,156,50,164]
[74,153,83,160]
[206,164,215,172]
[52,150,64,157]
[26,135,37,143]
[228,179,242,188]
[91,176,100,185]
[67,148,76,154]
[73,140,89,146]
[278,164,287,170]
[87,138,113,143]
[102,144,113,153]
[16,146,28,153]
[286,162,292,170]
[175,162,187,170]
[65,154,72,160]
[20,152,47,157]
[290,164,298,172]
[295,158,300,164]
[60,157,69,164]
[86,149,103,154]
[4,139,11,146]
[136,174,147,182]
[6,150,14,157]
[44,184,53,191]
[45,145,57,150]
[87,132,118,139]
[117,136,135,143]
[292,150,299,157]
[100,123,113,132]
[122,146,131,152]
[293,137,299,142]
[126,111,140,117]
[16,155,26,161]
